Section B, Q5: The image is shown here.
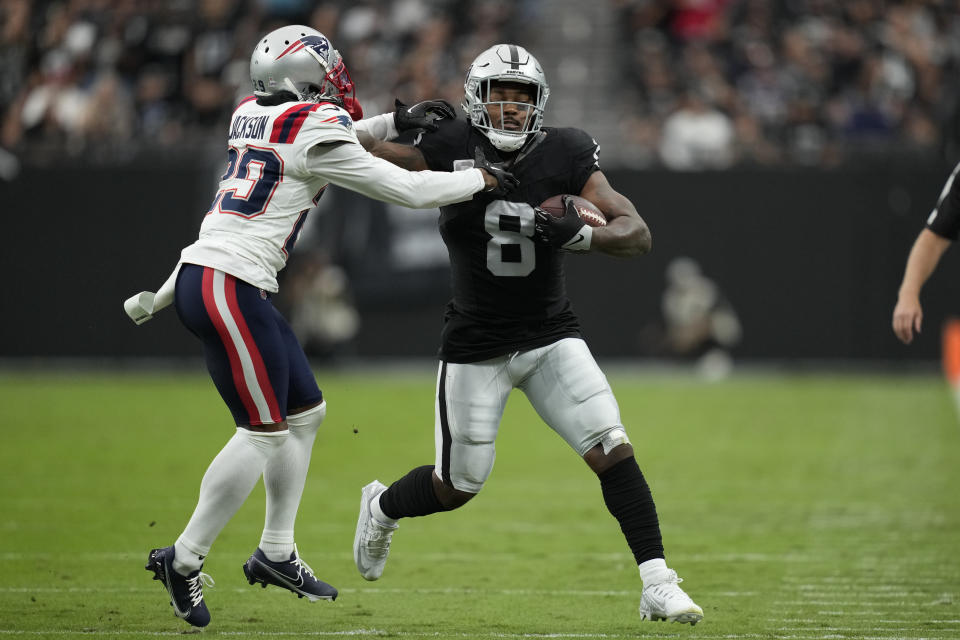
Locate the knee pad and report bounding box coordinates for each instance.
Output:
[236,427,289,455]
[287,401,326,435]
[444,440,495,493]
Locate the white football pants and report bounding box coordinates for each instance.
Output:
[434,337,625,492]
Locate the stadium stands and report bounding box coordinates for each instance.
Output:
[1,0,957,168]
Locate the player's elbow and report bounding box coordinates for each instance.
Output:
[635,223,652,255]
[617,219,651,257]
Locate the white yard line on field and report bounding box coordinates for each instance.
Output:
[0,551,824,563]
[0,631,953,640]
[776,620,960,625]
[0,586,759,597]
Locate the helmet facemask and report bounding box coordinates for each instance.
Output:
[466,78,546,152]
[298,46,355,105]
[462,44,550,152]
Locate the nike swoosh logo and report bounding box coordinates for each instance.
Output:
[164,570,190,618]
[258,560,305,589]
[573,233,584,244]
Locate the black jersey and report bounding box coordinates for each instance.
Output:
[927,161,960,240]
[412,118,600,362]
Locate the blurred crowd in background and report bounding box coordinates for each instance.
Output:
[615,0,960,168]
[2,0,959,169]
[0,0,527,165]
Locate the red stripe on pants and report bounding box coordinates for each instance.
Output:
[201,268,260,424]
[221,274,282,424]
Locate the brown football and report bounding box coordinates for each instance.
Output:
[538,195,607,227]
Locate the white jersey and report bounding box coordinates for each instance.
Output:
[179,97,485,291]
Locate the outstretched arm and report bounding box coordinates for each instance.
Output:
[893,228,952,344]
[308,140,482,209]
[579,171,652,257]
[357,132,430,170]
[356,133,510,193]
[308,139,511,207]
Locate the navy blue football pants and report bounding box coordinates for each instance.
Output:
[175,263,322,427]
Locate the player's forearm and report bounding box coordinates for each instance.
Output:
[308,141,482,208]
[899,229,951,296]
[579,172,650,257]
[360,136,428,171]
[590,215,652,257]
[367,165,484,208]
[354,112,398,141]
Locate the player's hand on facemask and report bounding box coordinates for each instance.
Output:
[534,195,590,251]
[473,147,519,197]
[394,99,457,132]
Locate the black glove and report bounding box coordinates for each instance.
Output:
[534,195,589,250]
[473,146,519,197]
[394,99,457,132]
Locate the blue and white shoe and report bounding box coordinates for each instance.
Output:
[243,546,338,602]
[145,546,214,627]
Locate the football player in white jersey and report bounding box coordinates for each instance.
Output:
[138,25,517,628]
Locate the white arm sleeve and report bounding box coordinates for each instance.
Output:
[306,141,485,209]
[354,113,399,141]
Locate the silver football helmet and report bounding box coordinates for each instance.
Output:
[462,44,549,152]
[250,25,356,108]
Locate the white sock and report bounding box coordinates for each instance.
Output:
[370,493,397,526]
[638,558,669,588]
[173,428,287,575]
[261,402,325,562]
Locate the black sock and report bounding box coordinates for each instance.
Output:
[599,456,665,564]
[378,465,447,520]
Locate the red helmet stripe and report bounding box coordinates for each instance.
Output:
[275,40,306,60]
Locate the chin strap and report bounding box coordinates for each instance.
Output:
[282,78,304,100]
[282,76,363,120]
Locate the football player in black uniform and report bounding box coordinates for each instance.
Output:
[893,161,960,344]
[352,44,703,624]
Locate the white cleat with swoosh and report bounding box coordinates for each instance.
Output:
[638,569,703,625]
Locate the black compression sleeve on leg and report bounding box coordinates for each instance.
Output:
[378,465,447,520]
[598,456,665,564]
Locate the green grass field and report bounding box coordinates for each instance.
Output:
[1,367,958,639]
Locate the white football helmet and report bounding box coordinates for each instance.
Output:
[462,44,549,152]
[250,25,357,111]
